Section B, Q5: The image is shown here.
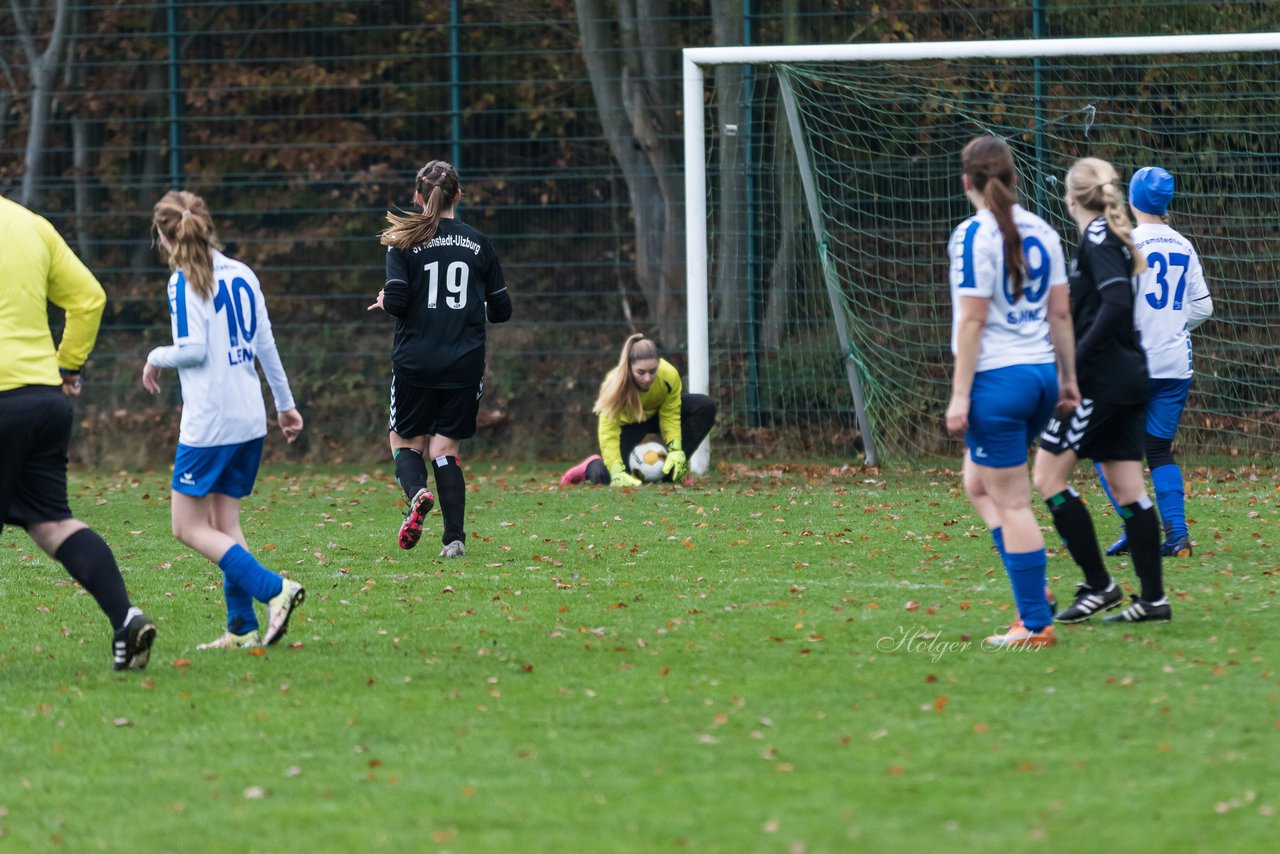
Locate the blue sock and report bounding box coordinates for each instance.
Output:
[1004,549,1051,631]
[223,578,259,634]
[1151,464,1187,539]
[218,544,284,604]
[990,526,1006,558]
[1094,462,1122,516]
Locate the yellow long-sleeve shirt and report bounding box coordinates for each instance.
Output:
[0,196,106,392]
[597,358,683,471]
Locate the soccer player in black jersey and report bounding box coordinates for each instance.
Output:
[1033,157,1170,624]
[368,161,512,558]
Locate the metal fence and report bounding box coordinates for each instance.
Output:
[2,1,1273,466]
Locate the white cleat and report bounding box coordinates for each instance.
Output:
[197,630,262,650]
[264,579,305,645]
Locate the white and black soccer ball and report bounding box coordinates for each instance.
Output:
[628,441,668,483]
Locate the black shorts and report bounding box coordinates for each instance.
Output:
[1038,397,1146,462]
[0,385,75,534]
[388,374,483,441]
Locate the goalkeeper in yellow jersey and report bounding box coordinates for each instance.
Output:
[561,334,716,486]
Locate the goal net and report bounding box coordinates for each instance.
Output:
[684,34,1280,466]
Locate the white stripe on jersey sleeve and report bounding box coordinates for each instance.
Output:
[147,341,206,369]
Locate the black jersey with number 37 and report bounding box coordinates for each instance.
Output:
[1068,216,1148,404]
[384,219,511,387]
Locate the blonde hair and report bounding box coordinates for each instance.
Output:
[593,333,658,422]
[380,160,461,250]
[1067,157,1147,276]
[152,190,221,299]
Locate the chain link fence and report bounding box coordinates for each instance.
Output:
[2,1,1273,466]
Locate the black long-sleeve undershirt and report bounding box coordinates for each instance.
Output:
[1075,279,1129,365]
[382,278,410,317]
[486,287,512,323]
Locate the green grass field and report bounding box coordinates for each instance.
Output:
[2,462,1276,853]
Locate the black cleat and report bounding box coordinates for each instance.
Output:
[1161,536,1192,558]
[1054,581,1123,623]
[113,609,157,671]
[1103,595,1172,623]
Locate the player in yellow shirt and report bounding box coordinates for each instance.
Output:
[561,334,716,486]
[0,195,157,670]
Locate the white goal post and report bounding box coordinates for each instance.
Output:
[683,31,1280,469]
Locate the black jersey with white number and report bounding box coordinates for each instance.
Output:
[385,218,508,387]
[1069,216,1148,403]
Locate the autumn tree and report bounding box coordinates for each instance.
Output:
[573,0,688,347]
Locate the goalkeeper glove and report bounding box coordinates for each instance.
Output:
[608,460,642,488]
[662,439,689,482]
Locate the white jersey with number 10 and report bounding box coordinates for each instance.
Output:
[151,250,295,447]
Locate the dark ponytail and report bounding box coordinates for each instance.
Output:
[380,160,462,250]
[961,136,1026,299]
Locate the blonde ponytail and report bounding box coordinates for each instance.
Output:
[1101,183,1146,275]
[1066,158,1146,276]
[152,190,220,299]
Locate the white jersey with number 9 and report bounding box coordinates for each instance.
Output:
[947,204,1067,373]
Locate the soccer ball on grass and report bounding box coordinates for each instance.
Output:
[628,441,668,483]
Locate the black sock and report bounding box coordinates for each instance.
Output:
[54,528,132,630]
[585,457,610,484]
[432,455,466,545]
[394,447,428,500]
[1121,498,1164,601]
[1045,488,1111,591]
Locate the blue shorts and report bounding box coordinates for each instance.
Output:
[966,364,1057,468]
[1146,377,1192,440]
[172,438,264,499]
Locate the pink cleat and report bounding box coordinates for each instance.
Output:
[398,487,435,549]
[561,454,601,485]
